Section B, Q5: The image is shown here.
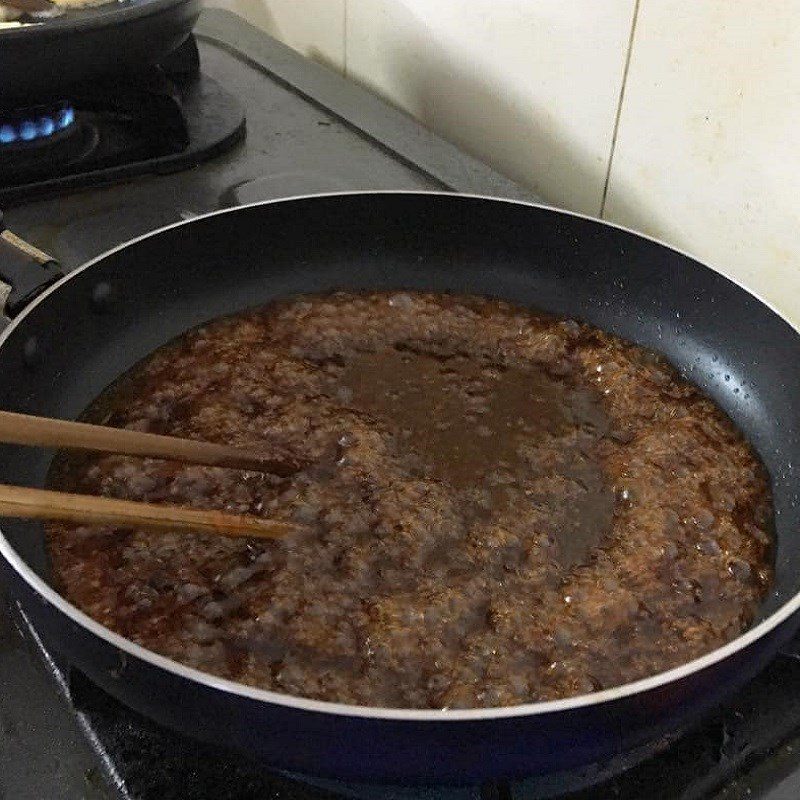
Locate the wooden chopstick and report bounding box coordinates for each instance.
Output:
[0,483,298,540]
[0,410,300,476]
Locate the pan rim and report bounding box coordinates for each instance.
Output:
[0,0,193,40]
[0,189,797,722]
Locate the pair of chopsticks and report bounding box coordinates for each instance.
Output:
[0,410,301,540]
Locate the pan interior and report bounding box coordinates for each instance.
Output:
[0,194,796,627]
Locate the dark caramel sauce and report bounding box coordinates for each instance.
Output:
[339,344,614,567]
[45,292,774,709]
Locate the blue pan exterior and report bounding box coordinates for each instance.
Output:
[1,193,799,783]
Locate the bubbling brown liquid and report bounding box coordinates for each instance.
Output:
[46,291,774,708]
[339,346,613,568]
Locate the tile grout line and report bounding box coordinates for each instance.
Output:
[599,0,642,218]
[343,0,348,78]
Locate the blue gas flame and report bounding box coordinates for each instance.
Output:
[0,104,76,145]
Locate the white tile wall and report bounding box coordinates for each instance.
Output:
[207,0,636,214]
[604,0,800,324]
[345,0,637,215]
[207,1,800,314]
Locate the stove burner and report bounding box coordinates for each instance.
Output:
[0,37,245,204]
[0,101,76,145]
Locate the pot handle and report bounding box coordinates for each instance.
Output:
[0,210,63,322]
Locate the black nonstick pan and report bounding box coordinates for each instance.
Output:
[0,192,799,784]
[0,0,201,102]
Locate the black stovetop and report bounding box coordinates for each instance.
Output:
[0,36,245,205]
[2,10,800,800]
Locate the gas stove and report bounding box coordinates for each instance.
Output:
[0,36,245,206]
[1,10,800,800]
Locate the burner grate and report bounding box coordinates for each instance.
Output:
[0,37,245,205]
[56,652,800,800]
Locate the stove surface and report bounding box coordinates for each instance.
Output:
[2,11,531,269]
[2,10,800,800]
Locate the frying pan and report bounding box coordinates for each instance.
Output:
[0,0,201,102]
[0,192,799,784]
